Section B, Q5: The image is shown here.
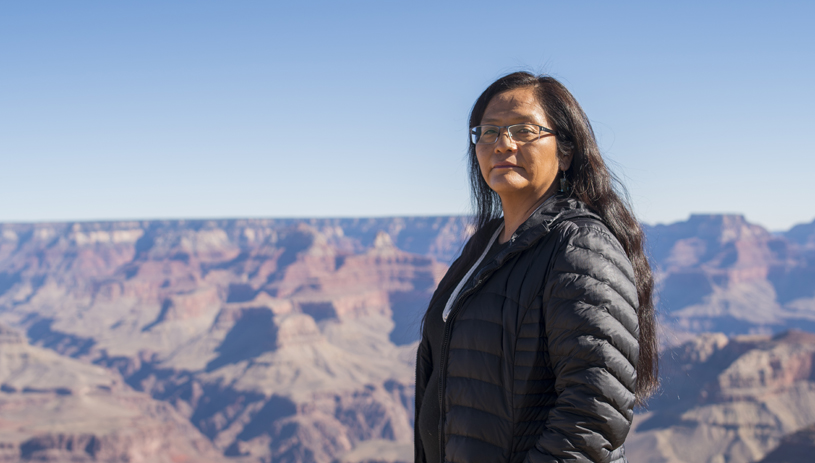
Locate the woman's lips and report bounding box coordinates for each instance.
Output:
[493,163,518,169]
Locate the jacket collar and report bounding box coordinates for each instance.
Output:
[489,194,603,265]
[514,194,600,241]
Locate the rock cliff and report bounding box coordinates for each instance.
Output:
[756,423,815,463]
[627,330,815,463]
[644,214,815,342]
[0,323,225,463]
[0,219,454,462]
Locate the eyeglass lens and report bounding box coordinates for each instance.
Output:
[471,124,544,144]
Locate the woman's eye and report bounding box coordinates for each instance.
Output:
[482,128,498,135]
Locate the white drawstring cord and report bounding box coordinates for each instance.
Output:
[442,223,504,322]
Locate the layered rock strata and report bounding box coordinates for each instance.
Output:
[644,215,815,342]
[0,323,226,463]
[627,330,815,463]
[0,221,444,462]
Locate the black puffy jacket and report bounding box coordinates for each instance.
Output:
[415,195,639,463]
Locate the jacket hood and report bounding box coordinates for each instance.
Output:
[488,194,604,266]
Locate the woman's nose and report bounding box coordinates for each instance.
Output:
[494,130,517,152]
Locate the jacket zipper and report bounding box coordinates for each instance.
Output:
[437,253,510,463]
[437,278,484,463]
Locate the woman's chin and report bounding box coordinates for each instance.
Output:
[490,181,559,206]
[489,183,524,197]
[488,172,528,192]
[490,175,545,197]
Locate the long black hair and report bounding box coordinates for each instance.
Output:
[432,72,658,402]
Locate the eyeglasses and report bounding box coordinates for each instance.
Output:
[470,124,556,145]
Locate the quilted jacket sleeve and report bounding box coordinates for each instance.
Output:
[414,328,432,463]
[523,221,640,463]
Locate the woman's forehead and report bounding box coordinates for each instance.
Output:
[481,88,547,124]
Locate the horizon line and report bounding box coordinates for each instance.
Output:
[1,212,811,232]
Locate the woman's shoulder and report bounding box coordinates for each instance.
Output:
[550,214,637,294]
[551,209,626,257]
[560,216,617,241]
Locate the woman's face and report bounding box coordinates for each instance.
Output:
[475,87,567,206]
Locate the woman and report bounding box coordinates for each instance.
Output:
[414,72,657,463]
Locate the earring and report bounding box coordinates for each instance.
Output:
[558,170,569,194]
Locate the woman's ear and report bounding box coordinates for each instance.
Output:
[558,152,573,171]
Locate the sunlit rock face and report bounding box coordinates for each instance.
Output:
[0,323,225,463]
[0,218,468,463]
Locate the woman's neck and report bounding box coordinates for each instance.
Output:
[498,189,556,244]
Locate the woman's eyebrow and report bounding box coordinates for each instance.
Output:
[480,112,539,123]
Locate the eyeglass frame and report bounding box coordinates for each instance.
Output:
[470,124,556,145]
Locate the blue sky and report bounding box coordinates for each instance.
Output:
[1,1,813,230]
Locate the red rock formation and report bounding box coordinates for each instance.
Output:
[645,214,815,337]
[627,330,815,463]
[0,220,439,462]
[784,218,815,250]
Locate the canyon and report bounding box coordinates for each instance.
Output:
[0,213,814,462]
[645,215,815,341]
[627,330,815,463]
